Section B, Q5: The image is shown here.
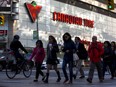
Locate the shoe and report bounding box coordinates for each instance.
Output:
[43,80,48,83]
[65,80,72,84]
[110,77,114,79]
[79,76,85,79]
[42,76,46,81]
[63,79,69,84]
[56,78,61,82]
[99,79,103,83]
[73,75,76,79]
[33,79,38,82]
[86,78,92,83]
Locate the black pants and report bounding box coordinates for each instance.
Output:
[35,62,44,79]
[103,61,114,78]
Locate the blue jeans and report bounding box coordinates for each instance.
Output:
[62,59,73,82]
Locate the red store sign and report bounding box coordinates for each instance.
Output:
[0,30,7,35]
[53,12,94,28]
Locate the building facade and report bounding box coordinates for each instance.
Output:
[1,0,116,49]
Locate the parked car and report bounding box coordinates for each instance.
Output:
[0,55,6,71]
[41,61,47,69]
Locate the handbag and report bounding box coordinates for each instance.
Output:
[73,53,79,61]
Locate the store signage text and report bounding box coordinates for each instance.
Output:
[0,30,7,35]
[53,12,94,28]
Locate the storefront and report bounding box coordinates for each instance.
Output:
[13,0,116,48]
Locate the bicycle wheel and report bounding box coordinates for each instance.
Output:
[23,62,32,78]
[6,63,17,79]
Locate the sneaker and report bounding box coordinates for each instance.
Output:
[63,79,69,84]
[43,79,48,83]
[86,78,92,83]
[33,79,38,82]
[42,76,46,81]
[99,79,103,83]
[79,76,85,79]
[56,78,61,82]
[110,77,114,79]
[65,80,72,84]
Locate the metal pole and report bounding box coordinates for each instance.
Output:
[37,15,39,40]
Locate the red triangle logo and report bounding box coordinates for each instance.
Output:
[25,2,42,22]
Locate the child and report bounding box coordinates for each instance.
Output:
[29,40,45,82]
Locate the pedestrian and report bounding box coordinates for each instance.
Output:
[43,35,61,83]
[73,37,88,79]
[102,41,114,79]
[62,32,76,84]
[111,41,116,77]
[29,40,46,82]
[87,36,104,83]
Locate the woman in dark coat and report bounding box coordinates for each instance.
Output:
[102,41,114,79]
[43,35,61,83]
[111,41,116,76]
[62,32,76,84]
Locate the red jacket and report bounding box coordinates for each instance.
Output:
[30,47,45,63]
[88,42,104,63]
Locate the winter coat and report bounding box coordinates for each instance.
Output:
[88,42,104,63]
[62,40,76,62]
[30,47,45,63]
[10,40,28,54]
[46,43,59,61]
[75,42,88,60]
[103,47,112,62]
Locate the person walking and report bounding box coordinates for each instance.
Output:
[43,35,61,83]
[111,41,116,77]
[73,37,88,79]
[102,41,114,79]
[62,32,76,84]
[86,36,104,83]
[29,40,46,82]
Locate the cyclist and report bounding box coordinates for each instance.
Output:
[10,35,28,64]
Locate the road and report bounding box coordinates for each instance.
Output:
[0,68,116,87]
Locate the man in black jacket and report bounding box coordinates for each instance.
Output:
[10,35,28,62]
[73,37,88,79]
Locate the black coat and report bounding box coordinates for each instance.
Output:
[76,42,88,60]
[62,40,76,61]
[46,43,59,61]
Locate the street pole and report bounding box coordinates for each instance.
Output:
[37,14,39,40]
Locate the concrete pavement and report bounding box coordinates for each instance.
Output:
[0,69,116,87]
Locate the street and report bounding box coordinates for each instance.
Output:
[0,68,116,87]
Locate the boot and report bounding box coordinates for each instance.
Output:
[43,73,49,83]
[56,71,61,82]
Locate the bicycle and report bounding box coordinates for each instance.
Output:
[4,49,33,79]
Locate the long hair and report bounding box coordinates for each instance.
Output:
[49,35,57,44]
[36,40,43,48]
[62,32,71,42]
[104,41,111,48]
